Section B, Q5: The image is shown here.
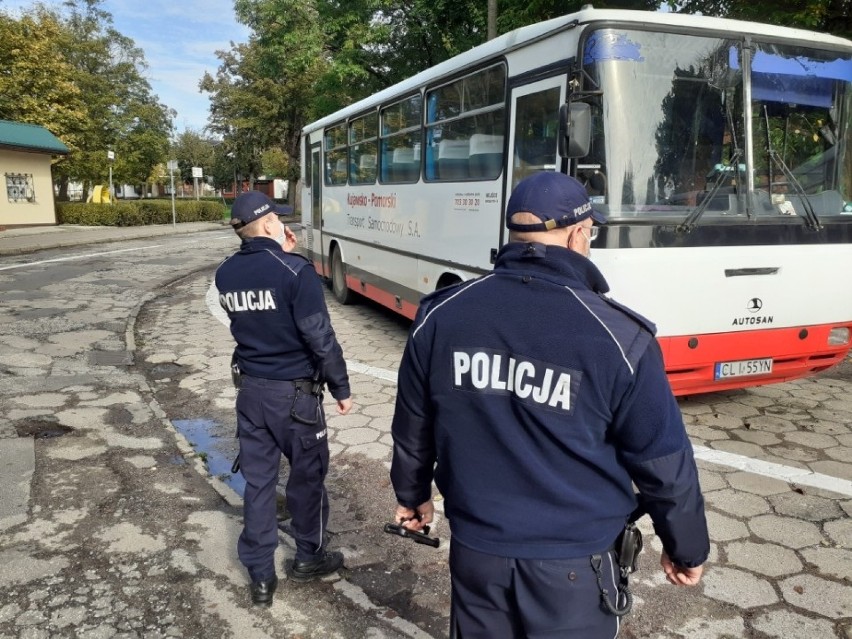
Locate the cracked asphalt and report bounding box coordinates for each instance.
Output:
[0,223,850,639]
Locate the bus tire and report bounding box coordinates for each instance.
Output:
[331,247,355,305]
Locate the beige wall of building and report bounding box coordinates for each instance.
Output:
[0,148,58,226]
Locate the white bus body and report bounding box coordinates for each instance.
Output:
[301,7,852,395]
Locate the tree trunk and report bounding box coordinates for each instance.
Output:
[57,177,69,202]
[488,0,497,41]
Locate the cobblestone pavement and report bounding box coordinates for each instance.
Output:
[0,232,420,639]
[137,264,852,639]
[1,228,850,638]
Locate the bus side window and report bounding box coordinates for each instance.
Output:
[469,133,504,179]
[325,123,348,186]
[380,94,422,184]
[438,139,470,179]
[426,63,506,182]
[350,113,378,185]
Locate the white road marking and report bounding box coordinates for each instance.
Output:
[0,233,232,272]
[693,445,852,497]
[206,280,852,498]
[0,245,163,271]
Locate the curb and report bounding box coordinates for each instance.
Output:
[127,267,434,639]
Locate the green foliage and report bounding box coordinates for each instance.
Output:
[497,0,660,33]
[172,129,218,184]
[56,200,226,226]
[0,0,174,198]
[0,7,87,150]
[201,0,850,203]
[663,0,851,39]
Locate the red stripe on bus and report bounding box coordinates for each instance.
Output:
[345,274,419,320]
[662,324,852,396]
[314,260,851,397]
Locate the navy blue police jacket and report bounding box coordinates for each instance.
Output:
[215,236,350,401]
[390,241,709,565]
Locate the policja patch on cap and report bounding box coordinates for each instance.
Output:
[230,191,293,229]
[506,172,606,232]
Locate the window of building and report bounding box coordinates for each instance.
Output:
[6,173,35,202]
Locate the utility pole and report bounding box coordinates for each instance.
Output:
[488,0,497,41]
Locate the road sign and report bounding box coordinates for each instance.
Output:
[191,167,203,178]
[167,160,178,172]
[107,150,115,161]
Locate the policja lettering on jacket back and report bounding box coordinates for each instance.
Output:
[219,289,277,312]
[453,348,578,412]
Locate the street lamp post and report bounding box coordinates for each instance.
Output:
[107,150,115,205]
[227,151,237,198]
[167,160,178,227]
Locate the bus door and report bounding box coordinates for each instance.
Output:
[507,76,567,194]
[308,142,326,275]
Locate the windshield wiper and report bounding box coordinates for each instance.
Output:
[678,150,741,233]
[763,106,821,231]
[678,100,745,234]
[766,151,822,230]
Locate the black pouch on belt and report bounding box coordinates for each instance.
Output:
[230,351,241,389]
[290,381,322,425]
[615,522,643,575]
[591,521,644,617]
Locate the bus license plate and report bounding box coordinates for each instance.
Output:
[714,358,773,380]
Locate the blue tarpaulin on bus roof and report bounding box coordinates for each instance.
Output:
[583,32,645,62]
[729,46,851,107]
[729,47,852,81]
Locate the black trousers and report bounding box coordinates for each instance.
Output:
[236,375,330,582]
[450,541,622,639]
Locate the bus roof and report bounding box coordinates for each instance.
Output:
[303,6,852,135]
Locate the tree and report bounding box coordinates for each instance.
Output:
[171,128,217,185]
[0,0,173,199]
[200,41,280,192]
[663,0,851,39]
[53,0,173,197]
[0,7,87,159]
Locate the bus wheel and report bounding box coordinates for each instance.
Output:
[331,248,355,305]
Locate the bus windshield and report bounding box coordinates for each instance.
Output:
[581,28,852,221]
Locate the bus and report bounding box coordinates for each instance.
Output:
[300,7,852,396]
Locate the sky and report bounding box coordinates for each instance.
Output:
[1,0,252,133]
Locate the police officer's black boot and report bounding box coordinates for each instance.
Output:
[289,550,344,582]
[250,575,278,607]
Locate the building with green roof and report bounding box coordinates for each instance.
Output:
[0,120,69,227]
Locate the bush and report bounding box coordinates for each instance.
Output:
[56,199,227,226]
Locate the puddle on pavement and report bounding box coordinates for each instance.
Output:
[16,420,73,439]
[172,418,245,497]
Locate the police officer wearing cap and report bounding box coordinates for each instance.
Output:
[216,191,352,607]
[390,172,709,638]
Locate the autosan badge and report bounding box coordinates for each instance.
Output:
[733,298,773,326]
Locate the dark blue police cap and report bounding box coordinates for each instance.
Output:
[506,172,606,232]
[230,191,293,228]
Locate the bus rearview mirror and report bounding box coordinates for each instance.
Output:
[558,102,591,158]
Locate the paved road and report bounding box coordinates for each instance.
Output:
[1,225,850,638]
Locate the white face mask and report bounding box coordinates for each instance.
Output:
[274,220,286,246]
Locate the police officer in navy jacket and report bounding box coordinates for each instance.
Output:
[390,172,709,638]
[216,191,352,606]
